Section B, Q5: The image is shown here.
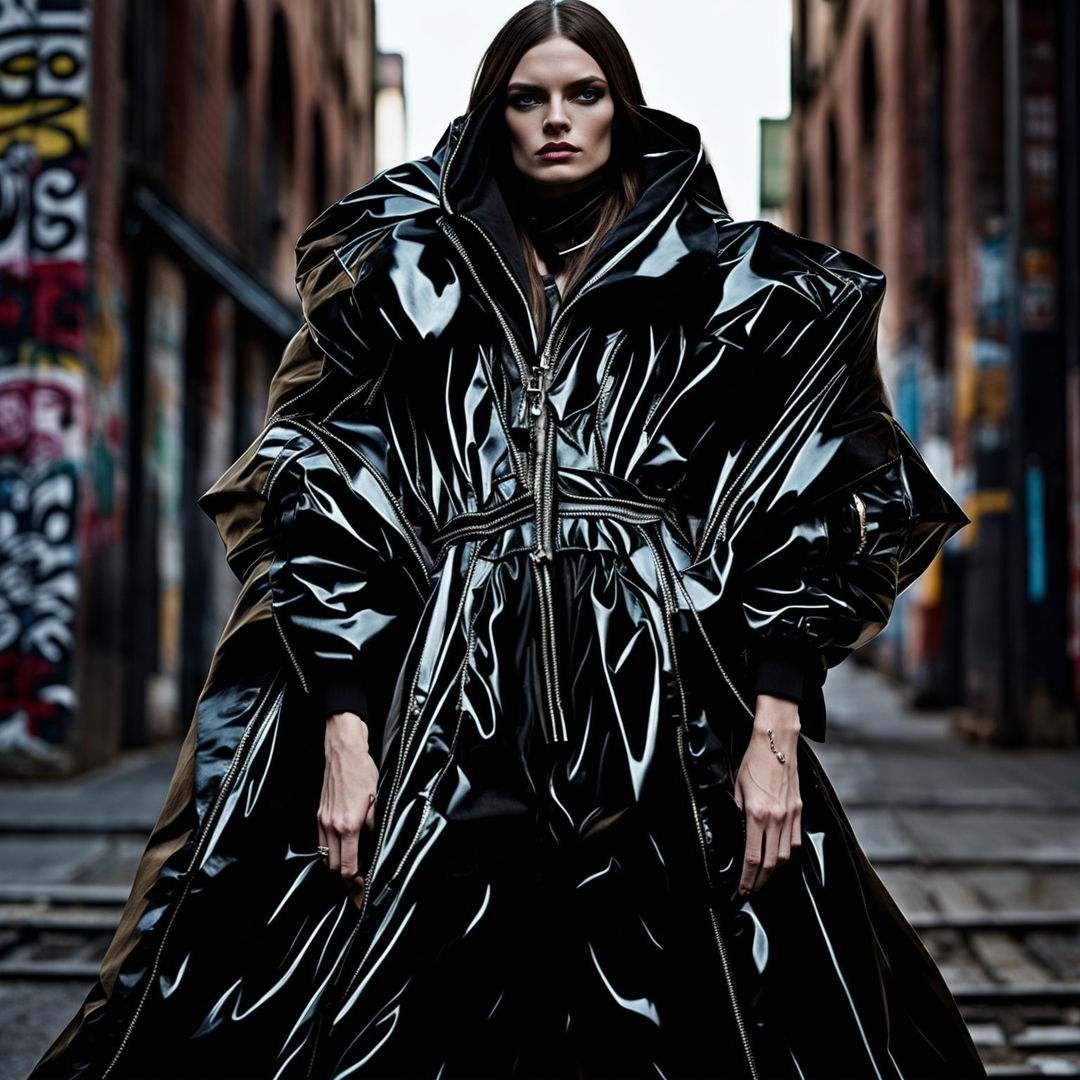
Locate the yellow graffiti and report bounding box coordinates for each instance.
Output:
[0,44,87,153]
[91,255,124,386]
[17,341,83,372]
[0,101,87,154]
[955,329,976,426]
[960,488,1012,548]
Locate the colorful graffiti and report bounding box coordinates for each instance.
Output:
[0,0,89,773]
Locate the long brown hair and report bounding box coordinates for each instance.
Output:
[467,0,647,336]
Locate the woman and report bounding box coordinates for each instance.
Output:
[30,2,986,1078]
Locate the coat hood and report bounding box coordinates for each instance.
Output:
[436,90,729,344]
[294,94,731,373]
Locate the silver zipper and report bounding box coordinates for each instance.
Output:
[430,494,533,552]
[526,335,569,743]
[558,507,660,525]
[529,555,568,744]
[439,211,596,745]
[101,676,287,1077]
[271,606,310,693]
[521,259,620,747]
[595,332,629,472]
[435,218,566,746]
[439,219,534,409]
[643,527,760,1080]
[457,214,537,362]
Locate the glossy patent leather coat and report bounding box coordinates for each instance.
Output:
[30,93,985,1079]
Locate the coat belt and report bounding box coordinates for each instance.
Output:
[430,490,688,560]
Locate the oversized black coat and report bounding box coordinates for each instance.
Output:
[30,93,985,1079]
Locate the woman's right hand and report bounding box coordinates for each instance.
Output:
[318,711,379,896]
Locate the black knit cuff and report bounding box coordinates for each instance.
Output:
[751,641,821,705]
[317,680,369,722]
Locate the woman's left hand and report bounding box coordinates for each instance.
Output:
[733,694,803,896]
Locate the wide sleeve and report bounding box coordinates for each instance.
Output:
[676,221,969,738]
[263,420,431,732]
[197,325,432,751]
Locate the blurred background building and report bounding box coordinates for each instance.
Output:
[785,0,1078,747]
[0,0,398,776]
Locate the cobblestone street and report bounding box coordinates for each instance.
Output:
[2,659,1079,1077]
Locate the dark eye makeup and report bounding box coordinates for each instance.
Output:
[507,86,606,109]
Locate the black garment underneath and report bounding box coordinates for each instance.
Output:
[542,270,562,337]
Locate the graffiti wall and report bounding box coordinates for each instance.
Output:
[0,0,90,773]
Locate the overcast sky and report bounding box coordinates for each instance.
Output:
[374,1,792,220]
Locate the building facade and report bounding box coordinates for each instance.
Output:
[0,0,380,776]
[788,0,1079,744]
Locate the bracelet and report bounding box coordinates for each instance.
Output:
[766,728,787,764]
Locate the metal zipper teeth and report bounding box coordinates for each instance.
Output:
[558,497,693,565]
[542,561,568,741]
[271,607,310,693]
[527,359,568,742]
[437,114,470,216]
[394,214,561,740]
[560,492,668,510]
[439,106,614,389]
[346,226,523,487]
[307,541,486,1067]
[440,161,629,744]
[320,380,375,425]
[101,677,286,1078]
[288,417,431,596]
[432,217,527,474]
[267,372,337,425]
[438,111,538,361]
[558,507,660,524]
[457,214,537,360]
[439,219,534,415]
[386,538,486,828]
[643,527,759,1080]
[595,332,630,473]
[431,495,533,549]
[530,556,568,743]
[529,360,557,558]
[362,352,393,410]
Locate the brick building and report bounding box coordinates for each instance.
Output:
[0,0,379,775]
[788,0,1079,745]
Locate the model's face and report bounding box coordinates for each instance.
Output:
[503,35,615,197]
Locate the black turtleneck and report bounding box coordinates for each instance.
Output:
[502,164,612,276]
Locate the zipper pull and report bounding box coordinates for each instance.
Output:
[525,368,545,416]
